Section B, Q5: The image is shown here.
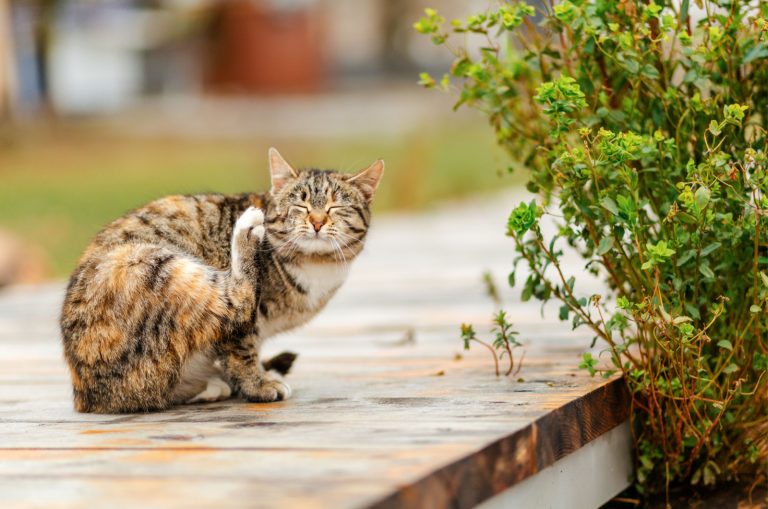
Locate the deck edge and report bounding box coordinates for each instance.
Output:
[366,376,631,509]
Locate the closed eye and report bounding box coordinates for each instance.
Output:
[327,205,347,212]
[290,205,310,213]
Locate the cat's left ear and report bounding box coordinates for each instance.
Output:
[269,147,298,195]
[348,159,384,202]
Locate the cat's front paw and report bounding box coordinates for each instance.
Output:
[234,206,265,242]
[240,374,292,403]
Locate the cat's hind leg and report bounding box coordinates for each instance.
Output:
[166,207,266,408]
[187,377,232,404]
[172,350,232,405]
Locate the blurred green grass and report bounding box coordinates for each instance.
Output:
[0,124,519,276]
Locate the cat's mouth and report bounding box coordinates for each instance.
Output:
[295,232,336,253]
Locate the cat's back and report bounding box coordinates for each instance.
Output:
[79,192,264,269]
[60,191,265,343]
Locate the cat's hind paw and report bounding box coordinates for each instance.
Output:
[186,377,232,404]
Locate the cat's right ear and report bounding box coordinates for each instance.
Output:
[269,147,298,195]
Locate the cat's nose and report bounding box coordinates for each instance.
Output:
[309,213,327,232]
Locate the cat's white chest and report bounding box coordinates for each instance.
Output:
[286,261,349,309]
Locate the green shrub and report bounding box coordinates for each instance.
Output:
[417,0,768,493]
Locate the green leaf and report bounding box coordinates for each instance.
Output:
[645,241,676,268]
[750,304,762,314]
[685,303,701,320]
[553,1,578,23]
[699,264,715,279]
[742,43,768,65]
[451,57,472,77]
[700,242,721,257]
[623,59,640,74]
[723,363,739,374]
[724,104,748,123]
[508,201,538,236]
[600,196,619,216]
[709,26,723,44]
[753,352,768,371]
[579,352,598,376]
[641,64,660,79]
[616,195,637,221]
[717,339,733,351]
[596,236,614,255]
[680,0,689,24]
[617,296,631,310]
[418,72,436,88]
[695,186,711,210]
[676,250,695,267]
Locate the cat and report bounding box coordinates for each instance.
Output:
[60,148,384,413]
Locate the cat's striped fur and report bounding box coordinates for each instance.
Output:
[60,148,383,413]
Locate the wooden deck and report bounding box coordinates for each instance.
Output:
[0,192,630,508]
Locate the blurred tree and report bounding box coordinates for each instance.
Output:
[380,0,415,73]
[30,0,55,115]
[0,0,14,120]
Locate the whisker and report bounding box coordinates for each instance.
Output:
[331,229,364,244]
[331,238,348,268]
[329,230,365,252]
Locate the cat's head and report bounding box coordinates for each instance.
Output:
[266,148,384,259]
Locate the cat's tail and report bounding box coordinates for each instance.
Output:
[262,351,298,375]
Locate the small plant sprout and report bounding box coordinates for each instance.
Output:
[460,311,524,377]
[492,310,524,376]
[461,323,499,377]
[578,352,598,377]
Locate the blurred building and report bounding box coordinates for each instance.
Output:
[1,0,477,117]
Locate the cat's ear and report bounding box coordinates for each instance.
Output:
[269,147,298,194]
[348,159,384,202]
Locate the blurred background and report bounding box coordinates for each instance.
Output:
[0,0,520,285]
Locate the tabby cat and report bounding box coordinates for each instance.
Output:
[60,148,383,413]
